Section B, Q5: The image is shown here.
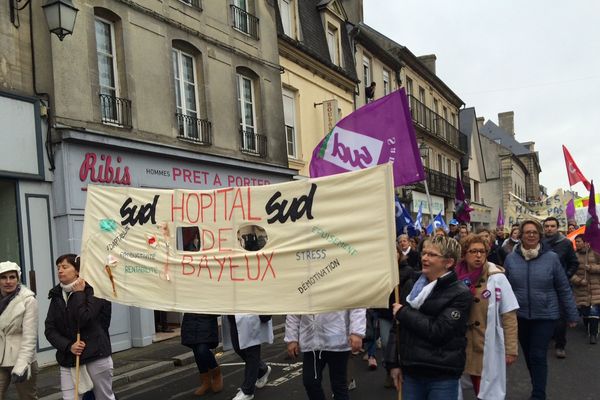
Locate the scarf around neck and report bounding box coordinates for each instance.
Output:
[407,272,451,310]
[455,260,484,296]
[0,285,21,316]
[60,280,79,303]
[521,243,541,261]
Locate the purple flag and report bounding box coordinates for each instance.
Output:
[309,89,425,187]
[454,174,473,223]
[496,208,504,227]
[566,198,576,221]
[584,181,600,253]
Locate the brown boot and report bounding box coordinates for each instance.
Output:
[194,372,211,396]
[210,366,223,393]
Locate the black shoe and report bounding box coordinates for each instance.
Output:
[590,335,597,345]
[160,327,175,333]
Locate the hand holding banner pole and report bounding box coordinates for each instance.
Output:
[74,332,80,397]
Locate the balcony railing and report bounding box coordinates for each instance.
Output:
[176,113,212,145]
[240,130,267,157]
[231,5,259,40]
[180,0,201,10]
[99,94,132,128]
[414,167,456,199]
[408,95,464,152]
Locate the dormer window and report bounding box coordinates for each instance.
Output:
[326,24,339,65]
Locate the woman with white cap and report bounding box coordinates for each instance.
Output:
[0,261,38,399]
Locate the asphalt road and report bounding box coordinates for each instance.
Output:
[117,327,600,400]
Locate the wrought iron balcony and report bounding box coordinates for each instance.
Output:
[408,95,465,153]
[176,113,212,145]
[180,0,201,10]
[414,167,456,199]
[231,5,259,39]
[99,94,132,128]
[240,130,267,157]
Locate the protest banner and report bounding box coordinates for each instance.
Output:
[80,164,398,314]
[504,190,570,228]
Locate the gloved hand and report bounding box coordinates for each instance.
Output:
[11,372,27,384]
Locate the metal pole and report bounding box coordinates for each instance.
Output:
[423,178,435,227]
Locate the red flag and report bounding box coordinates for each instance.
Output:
[562,145,591,190]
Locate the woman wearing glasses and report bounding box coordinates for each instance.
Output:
[504,219,578,400]
[456,234,519,399]
[385,236,472,399]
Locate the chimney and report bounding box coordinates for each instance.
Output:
[418,54,437,75]
[522,141,535,152]
[341,0,364,24]
[498,111,515,137]
[476,117,484,131]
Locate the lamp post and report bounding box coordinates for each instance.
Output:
[42,0,79,41]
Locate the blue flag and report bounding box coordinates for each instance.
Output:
[415,202,423,232]
[426,212,449,234]
[395,196,416,236]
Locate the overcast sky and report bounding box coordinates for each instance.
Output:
[363,0,599,196]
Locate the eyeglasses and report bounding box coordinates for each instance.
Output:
[422,251,445,259]
[523,231,539,236]
[467,249,487,255]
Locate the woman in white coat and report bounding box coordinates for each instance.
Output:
[0,261,38,400]
[222,314,274,400]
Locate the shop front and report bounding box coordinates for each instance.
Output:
[52,130,296,353]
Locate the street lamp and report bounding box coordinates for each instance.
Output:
[419,142,429,160]
[42,0,79,41]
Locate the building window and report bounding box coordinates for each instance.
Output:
[232,0,259,39]
[95,17,119,123]
[451,113,457,127]
[474,181,480,202]
[279,0,292,37]
[437,154,443,173]
[447,159,452,177]
[180,0,201,9]
[362,56,371,86]
[282,88,297,158]
[0,180,21,265]
[173,48,209,143]
[326,24,339,65]
[237,72,262,155]
[405,77,413,96]
[418,87,426,104]
[383,69,390,95]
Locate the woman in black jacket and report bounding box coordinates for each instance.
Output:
[44,254,115,400]
[386,236,472,400]
[180,314,222,395]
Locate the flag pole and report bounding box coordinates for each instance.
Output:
[423,179,435,231]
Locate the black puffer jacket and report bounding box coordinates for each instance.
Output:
[543,233,579,278]
[44,284,112,368]
[181,313,219,348]
[385,271,472,379]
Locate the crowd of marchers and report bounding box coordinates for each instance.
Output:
[0,216,598,400]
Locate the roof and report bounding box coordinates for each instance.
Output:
[479,120,532,156]
[275,0,358,82]
[355,23,464,107]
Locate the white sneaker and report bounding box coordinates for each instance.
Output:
[255,365,272,389]
[232,388,254,400]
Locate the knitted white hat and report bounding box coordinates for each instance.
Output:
[0,261,21,280]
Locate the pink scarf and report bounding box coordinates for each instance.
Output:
[455,260,483,296]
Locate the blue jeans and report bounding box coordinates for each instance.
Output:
[402,374,458,400]
[518,318,556,400]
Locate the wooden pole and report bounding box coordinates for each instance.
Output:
[394,285,402,400]
[74,332,81,398]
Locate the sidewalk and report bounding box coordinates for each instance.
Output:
[6,317,286,400]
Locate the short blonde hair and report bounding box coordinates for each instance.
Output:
[423,236,461,266]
